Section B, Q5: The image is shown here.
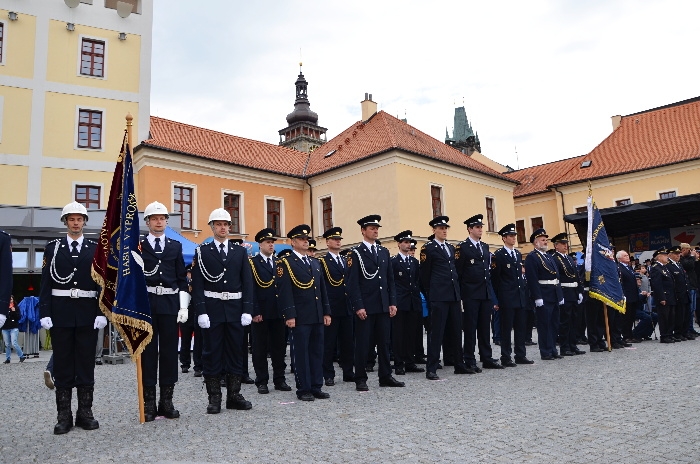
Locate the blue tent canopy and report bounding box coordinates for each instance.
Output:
[200,237,291,257]
[164,226,198,266]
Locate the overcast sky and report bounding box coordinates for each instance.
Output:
[150,0,700,170]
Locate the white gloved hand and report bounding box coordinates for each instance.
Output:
[178,291,191,309]
[0,314,6,329]
[241,313,252,326]
[559,299,565,306]
[198,314,210,329]
[40,317,53,330]
[578,294,584,304]
[177,308,188,323]
[94,316,108,330]
[534,299,544,307]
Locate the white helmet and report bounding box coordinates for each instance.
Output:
[61,201,88,223]
[208,208,231,224]
[144,201,169,220]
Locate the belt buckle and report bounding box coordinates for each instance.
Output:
[221,292,229,301]
[156,285,163,295]
[70,288,79,298]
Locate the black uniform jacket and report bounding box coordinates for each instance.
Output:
[391,254,422,312]
[249,253,281,320]
[455,239,492,300]
[319,253,352,317]
[345,243,397,314]
[419,240,460,302]
[491,247,528,309]
[649,262,676,306]
[141,236,188,316]
[191,241,254,323]
[40,237,100,327]
[667,259,690,305]
[552,252,582,303]
[524,250,564,304]
[617,262,640,304]
[275,253,330,324]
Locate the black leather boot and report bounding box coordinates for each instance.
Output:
[157,384,180,419]
[143,386,157,422]
[53,387,73,435]
[225,374,252,410]
[204,376,222,414]
[75,385,99,430]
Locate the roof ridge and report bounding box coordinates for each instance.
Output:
[507,154,586,173]
[624,95,700,117]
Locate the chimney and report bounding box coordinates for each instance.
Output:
[611,115,622,131]
[361,93,377,121]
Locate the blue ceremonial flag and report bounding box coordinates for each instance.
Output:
[585,195,626,314]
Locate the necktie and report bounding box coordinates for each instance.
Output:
[268,257,274,270]
[304,256,311,270]
[477,242,483,256]
[337,256,343,268]
[71,241,79,258]
[154,237,162,253]
[372,244,378,261]
[219,243,226,260]
[441,243,449,258]
[511,250,516,261]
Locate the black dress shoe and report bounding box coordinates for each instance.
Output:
[626,338,642,343]
[274,381,292,391]
[405,364,425,373]
[181,367,189,374]
[470,365,483,373]
[193,370,203,377]
[611,343,624,349]
[541,355,555,360]
[355,381,369,391]
[524,341,537,346]
[394,367,406,375]
[561,351,575,356]
[342,374,355,382]
[312,390,330,399]
[621,341,632,347]
[365,365,374,372]
[257,384,269,394]
[242,376,255,384]
[426,372,440,380]
[501,359,517,367]
[436,363,443,369]
[573,349,586,355]
[379,376,405,387]
[493,340,501,346]
[514,357,534,365]
[454,365,475,374]
[414,356,427,364]
[94,359,102,366]
[325,378,335,386]
[552,354,564,359]
[297,393,314,401]
[482,359,504,369]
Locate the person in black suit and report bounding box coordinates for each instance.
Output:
[408,239,427,364]
[319,227,355,386]
[191,208,254,414]
[524,228,564,360]
[419,216,470,379]
[490,224,534,366]
[40,202,106,434]
[550,233,586,356]
[390,230,425,375]
[649,248,676,343]
[617,249,642,343]
[0,229,11,330]
[345,215,404,391]
[140,201,190,422]
[667,246,693,340]
[250,228,291,394]
[275,224,331,401]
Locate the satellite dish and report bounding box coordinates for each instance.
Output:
[64,0,80,8]
[116,1,132,18]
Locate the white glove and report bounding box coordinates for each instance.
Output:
[177,308,188,323]
[534,299,544,307]
[559,299,565,306]
[198,314,211,329]
[0,314,5,329]
[94,316,108,330]
[241,313,252,326]
[578,294,583,304]
[40,317,54,330]
[178,291,191,309]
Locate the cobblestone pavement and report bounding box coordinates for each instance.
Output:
[1,334,699,463]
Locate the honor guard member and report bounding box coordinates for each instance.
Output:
[229,238,255,384]
[275,225,332,401]
[419,216,470,379]
[250,228,291,394]
[40,202,106,434]
[391,231,425,375]
[490,224,534,366]
[346,215,404,390]
[191,208,254,414]
[650,248,677,343]
[524,228,565,360]
[179,264,203,376]
[668,246,693,340]
[456,214,501,370]
[140,202,190,421]
[550,233,586,356]
[617,249,643,343]
[0,229,12,329]
[320,227,355,386]
[307,239,318,257]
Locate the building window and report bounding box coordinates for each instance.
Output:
[485,197,495,232]
[615,198,631,206]
[575,206,587,214]
[515,220,526,244]
[431,185,442,218]
[321,197,333,232]
[75,185,101,209]
[77,109,102,149]
[0,22,4,64]
[531,216,543,232]
[80,38,105,77]
[659,191,676,200]
[173,186,193,230]
[266,199,281,236]
[223,193,241,234]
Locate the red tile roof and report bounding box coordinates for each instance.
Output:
[508,156,586,198]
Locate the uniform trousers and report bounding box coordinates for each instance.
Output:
[585,297,606,349]
[142,313,179,387]
[535,301,559,357]
[251,318,287,386]
[51,326,97,388]
[291,323,324,395]
[202,321,245,377]
[557,301,578,352]
[322,314,354,380]
[179,317,202,371]
[426,301,464,373]
[499,305,527,361]
[391,310,419,368]
[462,298,493,364]
[674,302,688,336]
[657,303,675,339]
[621,301,639,340]
[354,313,391,382]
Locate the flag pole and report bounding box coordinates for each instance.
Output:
[603,303,612,352]
[126,112,145,424]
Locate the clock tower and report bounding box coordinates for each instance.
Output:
[278,65,327,153]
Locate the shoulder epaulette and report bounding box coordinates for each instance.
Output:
[0,230,10,237]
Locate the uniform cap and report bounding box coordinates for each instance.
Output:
[529,228,548,243]
[429,216,450,228]
[322,227,343,240]
[394,230,413,242]
[498,223,517,236]
[255,228,276,243]
[287,224,311,239]
[464,214,483,227]
[357,214,382,228]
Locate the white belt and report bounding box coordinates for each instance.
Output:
[538,279,559,285]
[560,282,578,288]
[51,289,98,298]
[204,291,242,301]
[147,286,179,295]
[583,287,590,291]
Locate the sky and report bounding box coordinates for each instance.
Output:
[150,0,700,171]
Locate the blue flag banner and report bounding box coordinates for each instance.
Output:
[585,196,626,314]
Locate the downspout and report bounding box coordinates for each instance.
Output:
[302,153,314,236]
[552,186,569,242]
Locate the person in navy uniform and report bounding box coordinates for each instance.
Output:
[191,208,254,414]
[650,248,677,343]
[550,233,586,356]
[419,216,471,379]
[390,230,425,375]
[456,214,502,370]
[524,228,564,360]
[319,227,355,386]
[249,228,291,394]
[617,249,642,343]
[139,201,190,422]
[408,239,427,364]
[667,246,693,340]
[0,229,11,330]
[179,264,203,376]
[275,224,331,401]
[307,239,318,257]
[490,223,534,366]
[345,215,404,391]
[39,202,106,435]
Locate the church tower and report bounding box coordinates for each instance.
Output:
[278,65,327,153]
[445,106,481,155]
